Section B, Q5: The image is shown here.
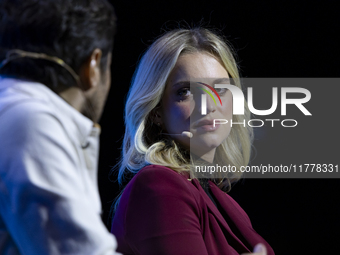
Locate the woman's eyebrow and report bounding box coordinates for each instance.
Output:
[173,78,230,88]
[172,81,190,88]
[213,77,231,85]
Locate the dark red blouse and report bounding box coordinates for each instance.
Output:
[111,165,275,255]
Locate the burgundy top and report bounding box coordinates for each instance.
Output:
[111,165,275,255]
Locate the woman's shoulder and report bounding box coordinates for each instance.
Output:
[122,164,195,200]
[129,164,190,185]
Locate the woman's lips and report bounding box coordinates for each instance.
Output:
[197,123,220,131]
[194,119,220,132]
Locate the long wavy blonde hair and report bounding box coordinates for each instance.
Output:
[114,28,253,205]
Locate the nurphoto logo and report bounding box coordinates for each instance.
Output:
[196,79,312,128]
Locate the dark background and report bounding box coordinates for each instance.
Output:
[99,1,339,254]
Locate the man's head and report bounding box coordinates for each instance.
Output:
[0,0,116,122]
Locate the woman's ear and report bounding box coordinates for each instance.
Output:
[150,104,163,127]
[79,48,102,91]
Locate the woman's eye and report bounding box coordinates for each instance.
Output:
[177,88,191,97]
[215,88,228,95]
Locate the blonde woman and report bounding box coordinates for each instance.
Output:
[111,28,274,255]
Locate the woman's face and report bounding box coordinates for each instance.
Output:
[158,52,233,162]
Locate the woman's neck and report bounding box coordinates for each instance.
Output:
[192,148,216,163]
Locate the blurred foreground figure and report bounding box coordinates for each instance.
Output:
[0,0,121,254]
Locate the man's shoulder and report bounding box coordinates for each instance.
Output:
[0,78,58,118]
[0,81,70,149]
[0,94,58,130]
[0,99,68,151]
[0,78,90,139]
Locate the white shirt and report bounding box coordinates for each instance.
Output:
[0,77,120,255]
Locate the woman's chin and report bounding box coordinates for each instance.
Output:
[190,138,221,154]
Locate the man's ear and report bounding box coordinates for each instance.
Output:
[79,48,102,91]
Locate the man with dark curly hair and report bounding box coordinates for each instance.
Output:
[0,0,120,254]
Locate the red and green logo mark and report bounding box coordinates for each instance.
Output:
[196,82,222,106]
